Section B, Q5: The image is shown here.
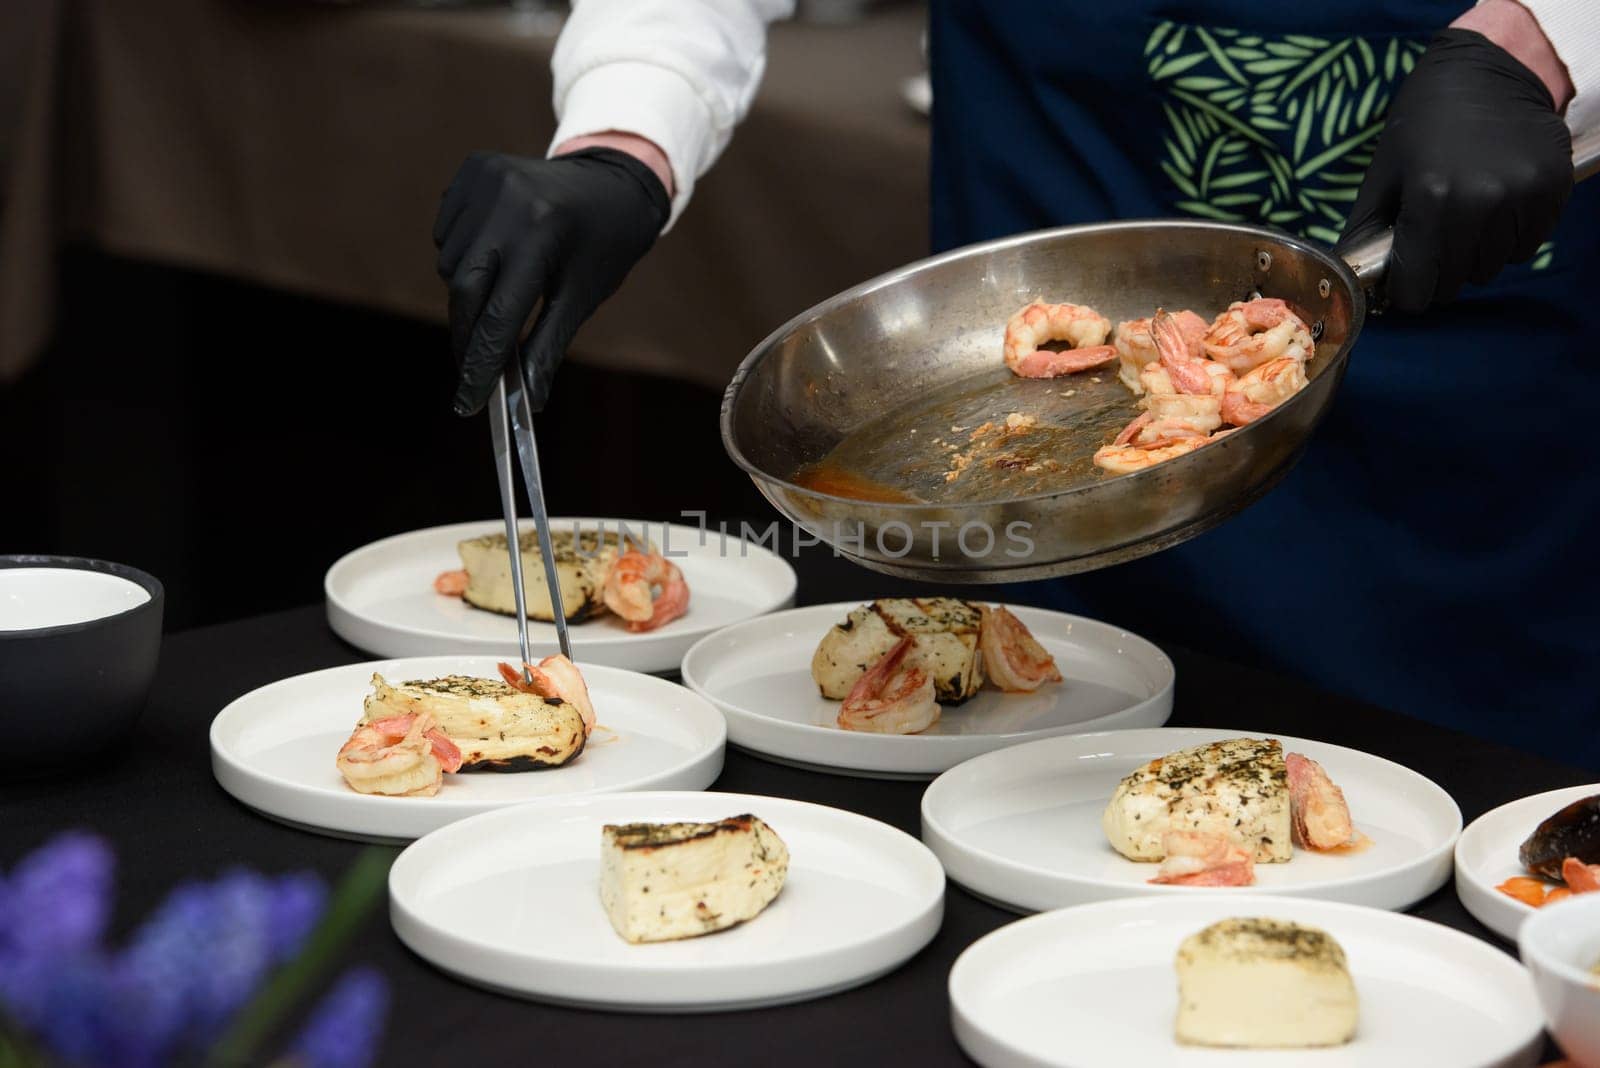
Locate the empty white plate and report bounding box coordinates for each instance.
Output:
[922,727,1460,913]
[680,603,1174,779]
[325,519,797,673]
[210,656,725,841]
[1455,783,1600,942]
[950,895,1542,1068]
[389,791,945,1011]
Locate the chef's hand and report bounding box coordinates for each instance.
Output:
[434,137,672,415]
[1337,11,1572,312]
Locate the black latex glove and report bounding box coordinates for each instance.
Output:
[1337,28,1571,312]
[433,147,670,415]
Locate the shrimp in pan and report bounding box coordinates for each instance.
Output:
[1114,310,1209,394]
[837,636,940,734]
[1221,356,1308,427]
[1203,298,1313,375]
[1003,302,1117,378]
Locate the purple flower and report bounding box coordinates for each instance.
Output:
[267,872,328,963]
[289,967,390,1068]
[0,832,114,961]
[0,833,115,1045]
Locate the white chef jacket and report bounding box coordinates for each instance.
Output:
[549,0,1599,228]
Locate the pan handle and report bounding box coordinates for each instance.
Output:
[1339,127,1600,290]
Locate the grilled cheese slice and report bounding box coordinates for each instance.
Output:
[457,528,630,622]
[1103,738,1292,863]
[362,674,586,771]
[811,598,985,703]
[1175,918,1358,1048]
[600,815,788,943]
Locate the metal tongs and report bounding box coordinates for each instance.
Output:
[487,361,572,685]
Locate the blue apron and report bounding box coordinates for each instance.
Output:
[928,1,1600,769]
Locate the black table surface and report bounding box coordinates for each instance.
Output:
[7,548,1590,1065]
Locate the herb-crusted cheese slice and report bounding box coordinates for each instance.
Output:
[600,815,789,943]
[1102,737,1291,863]
[457,529,629,622]
[362,674,586,771]
[1175,918,1358,1048]
[811,597,985,703]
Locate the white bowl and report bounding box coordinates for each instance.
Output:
[0,565,151,631]
[1518,891,1600,1067]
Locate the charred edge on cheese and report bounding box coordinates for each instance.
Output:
[868,598,983,637]
[1189,918,1347,964]
[605,815,763,850]
[459,590,606,623]
[455,725,588,772]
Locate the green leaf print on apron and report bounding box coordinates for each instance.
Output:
[1147,20,1555,267]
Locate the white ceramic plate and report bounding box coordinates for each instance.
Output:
[922,727,1460,913]
[1455,783,1600,942]
[325,519,797,673]
[389,791,945,1011]
[680,603,1174,779]
[210,656,726,841]
[950,895,1543,1068]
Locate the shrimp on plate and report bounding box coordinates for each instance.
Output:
[1149,830,1257,886]
[1220,356,1309,427]
[978,605,1063,693]
[837,636,940,734]
[1113,310,1209,394]
[1003,301,1117,378]
[336,712,462,797]
[1203,298,1314,375]
[1563,857,1600,894]
[498,655,597,734]
[602,550,689,632]
[433,570,468,597]
[1286,752,1356,850]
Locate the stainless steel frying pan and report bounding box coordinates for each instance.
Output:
[721,136,1600,582]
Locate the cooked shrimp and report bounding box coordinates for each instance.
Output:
[1143,389,1222,435]
[978,605,1063,693]
[1221,356,1309,427]
[336,712,462,797]
[1003,301,1116,378]
[1114,310,1209,394]
[1564,856,1600,893]
[434,570,468,597]
[1286,752,1355,850]
[602,550,689,632]
[1093,436,1208,474]
[1111,411,1208,451]
[1152,309,1235,397]
[1149,831,1256,886]
[1203,298,1313,375]
[837,636,940,734]
[498,655,596,734]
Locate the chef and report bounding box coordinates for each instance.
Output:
[432,1,1599,766]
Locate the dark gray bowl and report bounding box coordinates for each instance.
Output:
[0,556,164,771]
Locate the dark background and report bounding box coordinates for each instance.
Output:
[0,248,776,631]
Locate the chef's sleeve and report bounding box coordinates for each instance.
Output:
[1515,0,1600,136]
[550,0,796,230]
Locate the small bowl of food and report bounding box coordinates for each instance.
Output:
[0,556,164,771]
[1519,885,1600,1067]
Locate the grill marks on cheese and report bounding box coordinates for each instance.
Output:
[456,529,628,622]
[362,673,586,771]
[600,815,789,943]
[811,597,985,703]
[1175,917,1358,1048]
[1103,738,1291,863]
